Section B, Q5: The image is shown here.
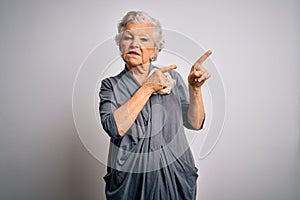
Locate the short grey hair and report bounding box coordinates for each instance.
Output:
[115,11,165,61]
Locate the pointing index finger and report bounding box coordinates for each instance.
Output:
[159,64,177,73]
[195,50,212,66]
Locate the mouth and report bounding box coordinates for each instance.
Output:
[127,51,140,56]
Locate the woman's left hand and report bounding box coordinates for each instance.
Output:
[188,50,212,88]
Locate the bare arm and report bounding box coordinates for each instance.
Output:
[114,65,177,136]
[187,50,212,129]
[114,84,153,136]
[187,86,205,129]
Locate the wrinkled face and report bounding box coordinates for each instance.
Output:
[121,23,158,69]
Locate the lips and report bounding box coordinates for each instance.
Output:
[127,51,140,56]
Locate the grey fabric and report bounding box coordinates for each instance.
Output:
[99,65,204,200]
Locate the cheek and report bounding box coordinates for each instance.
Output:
[120,40,130,51]
[144,48,156,57]
[120,44,126,53]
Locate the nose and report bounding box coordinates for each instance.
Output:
[130,38,140,48]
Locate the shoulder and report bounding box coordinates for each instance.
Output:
[168,69,183,81]
[100,69,126,89]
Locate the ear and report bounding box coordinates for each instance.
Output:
[151,47,159,59]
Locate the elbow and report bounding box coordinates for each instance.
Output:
[189,114,205,130]
[195,117,205,130]
[100,113,122,139]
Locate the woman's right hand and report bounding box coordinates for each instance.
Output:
[143,65,177,94]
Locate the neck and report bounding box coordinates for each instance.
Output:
[127,63,151,84]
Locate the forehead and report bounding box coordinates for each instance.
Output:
[124,23,154,35]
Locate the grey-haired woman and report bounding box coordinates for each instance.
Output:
[99,10,211,200]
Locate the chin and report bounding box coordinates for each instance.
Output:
[126,62,140,67]
[125,60,143,67]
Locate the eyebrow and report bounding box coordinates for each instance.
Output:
[124,31,151,37]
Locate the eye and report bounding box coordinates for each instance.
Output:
[140,38,149,42]
[123,36,132,41]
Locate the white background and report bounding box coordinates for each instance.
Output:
[0,0,299,199]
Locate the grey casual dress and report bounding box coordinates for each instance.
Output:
[99,65,204,200]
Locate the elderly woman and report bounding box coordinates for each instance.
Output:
[99,11,211,200]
